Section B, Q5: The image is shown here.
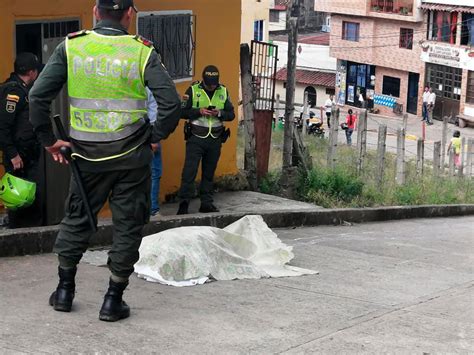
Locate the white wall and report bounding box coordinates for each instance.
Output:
[269,10,286,32]
[421,0,473,5]
[274,40,337,72]
[241,0,271,44]
[275,81,331,118]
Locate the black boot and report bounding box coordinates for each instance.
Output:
[99,279,130,322]
[49,266,77,312]
[199,203,219,213]
[177,201,189,215]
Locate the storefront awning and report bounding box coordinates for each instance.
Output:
[420,3,474,14]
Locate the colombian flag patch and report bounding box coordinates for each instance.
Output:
[6,94,20,103]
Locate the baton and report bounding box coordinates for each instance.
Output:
[53,115,97,233]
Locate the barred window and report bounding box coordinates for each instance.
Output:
[467,71,474,104]
[138,12,196,80]
[399,28,413,49]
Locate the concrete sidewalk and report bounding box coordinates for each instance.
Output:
[0,216,472,353]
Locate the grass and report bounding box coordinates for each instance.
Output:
[238,127,474,207]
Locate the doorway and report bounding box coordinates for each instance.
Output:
[304,86,317,108]
[407,72,419,115]
[15,19,79,225]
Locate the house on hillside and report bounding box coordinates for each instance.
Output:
[271,32,337,117]
[0,0,241,223]
[420,0,474,122]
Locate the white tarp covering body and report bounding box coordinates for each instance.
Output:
[134,215,317,287]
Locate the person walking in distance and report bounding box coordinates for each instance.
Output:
[421,86,430,122]
[177,65,235,215]
[427,87,436,125]
[447,130,462,168]
[344,109,357,146]
[29,0,181,322]
[0,53,44,228]
[324,95,334,128]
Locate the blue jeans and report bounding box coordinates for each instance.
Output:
[150,147,162,214]
[422,103,428,121]
[346,129,354,146]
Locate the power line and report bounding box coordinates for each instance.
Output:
[269,16,473,41]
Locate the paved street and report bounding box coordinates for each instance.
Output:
[335,112,474,164]
[0,216,472,353]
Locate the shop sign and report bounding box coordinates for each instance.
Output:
[421,42,474,71]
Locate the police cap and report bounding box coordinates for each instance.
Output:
[96,0,138,12]
[14,53,41,74]
[202,65,220,86]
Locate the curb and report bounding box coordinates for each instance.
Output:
[1,204,473,258]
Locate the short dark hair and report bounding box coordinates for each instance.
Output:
[348,109,353,115]
[453,130,461,137]
[97,8,127,22]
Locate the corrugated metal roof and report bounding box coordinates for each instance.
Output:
[420,3,474,13]
[275,68,336,88]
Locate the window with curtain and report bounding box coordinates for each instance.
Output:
[427,10,457,44]
[461,13,474,46]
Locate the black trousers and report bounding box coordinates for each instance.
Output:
[4,146,43,228]
[178,135,222,205]
[54,166,151,278]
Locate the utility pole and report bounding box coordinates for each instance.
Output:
[282,0,300,185]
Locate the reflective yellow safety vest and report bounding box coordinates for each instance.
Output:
[191,82,227,138]
[66,30,153,161]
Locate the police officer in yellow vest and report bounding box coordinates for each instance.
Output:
[177,66,235,215]
[29,0,181,322]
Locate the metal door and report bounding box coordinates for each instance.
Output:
[407,72,419,115]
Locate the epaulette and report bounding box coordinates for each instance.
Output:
[192,80,201,85]
[134,35,153,48]
[67,30,89,39]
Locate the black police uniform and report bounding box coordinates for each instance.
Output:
[29,20,181,278]
[0,73,43,228]
[178,82,235,212]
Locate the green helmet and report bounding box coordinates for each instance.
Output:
[0,173,36,210]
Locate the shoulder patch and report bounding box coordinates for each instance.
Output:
[67,30,89,40]
[134,35,153,48]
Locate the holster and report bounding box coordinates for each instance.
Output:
[184,121,192,141]
[221,128,231,143]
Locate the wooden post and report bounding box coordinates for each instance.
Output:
[356,110,367,174]
[466,138,473,177]
[448,148,455,176]
[402,113,408,132]
[303,90,309,134]
[275,93,280,128]
[240,44,257,190]
[281,16,298,184]
[441,115,448,170]
[433,141,441,177]
[376,124,387,186]
[458,137,466,177]
[327,108,340,169]
[416,138,424,177]
[396,127,406,185]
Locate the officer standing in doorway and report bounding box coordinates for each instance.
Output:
[177,65,235,215]
[29,0,181,322]
[0,53,43,228]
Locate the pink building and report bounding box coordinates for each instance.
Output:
[316,0,426,117]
